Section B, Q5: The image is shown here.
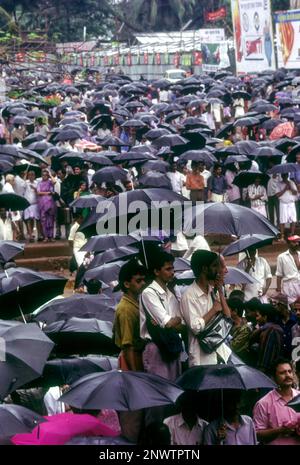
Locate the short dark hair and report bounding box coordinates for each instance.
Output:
[118,259,147,293]
[244,298,261,311]
[191,250,219,279]
[86,279,102,294]
[150,251,174,274]
[227,298,244,317]
[257,303,279,323]
[270,357,293,378]
[229,290,245,302]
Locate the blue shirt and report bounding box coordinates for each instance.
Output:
[207,175,228,195]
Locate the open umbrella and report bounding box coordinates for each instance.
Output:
[0,268,67,319]
[113,152,156,163]
[59,370,183,411]
[145,128,170,140]
[287,394,300,412]
[175,267,258,286]
[142,160,169,173]
[43,317,116,355]
[152,134,188,148]
[92,167,128,185]
[87,246,139,269]
[179,150,217,166]
[176,364,275,391]
[0,241,24,263]
[222,234,274,256]
[232,170,270,188]
[81,234,137,253]
[70,194,105,209]
[139,171,172,189]
[0,193,30,211]
[268,163,300,175]
[223,155,249,166]
[182,203,279,237]
[0,320,54,400]
[233,117,260,127]
[0,404,47,437]
[83,260,125,284]
[34,294,115,325]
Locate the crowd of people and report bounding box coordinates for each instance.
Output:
[1,65,300,446]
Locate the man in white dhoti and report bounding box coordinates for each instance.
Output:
[276,173,298,241]
[247,176,268,217]
[276,236,300,304]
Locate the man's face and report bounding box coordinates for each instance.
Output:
[296,154,300,164]
[74,167,81,175]
[0,208,6,220]
[294,304,300,324]
[256,311,267,326]
[289,241,299,252]
[216,167,222,176]
[207,259,221,281]
[125,273,146,296]
[155,261,174,284]
[275,363,294,389]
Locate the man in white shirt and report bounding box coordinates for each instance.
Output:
[68,213,87,267]
[276,173,298,241]
[164,391,208,445]
[44,386,67,415]
[237,247,272,302]
[267,174,280,226]
[180,250,232,366]
[183,234,211,261]
[276,236,300,304]
[167,162,185,195]
[140,250,183,381]
[0,208,13,241]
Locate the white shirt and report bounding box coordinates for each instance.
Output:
[238,256,272,300]
[183,235,210,261]
[44,387,66,415]
[140,280,182,340]
[164,414,208,445]
[0,217,13,240]
[167,171,185,195]
[14,175,26,196]
[267,176,281,197]
[200,169,211,188]
[276,180,298,203]
[171,231,189,252]
[247,184,267,208]
[276,250,300,282]
[180,281,231,366]
[24,179,38,204]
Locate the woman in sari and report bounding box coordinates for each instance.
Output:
[37,170,57,242]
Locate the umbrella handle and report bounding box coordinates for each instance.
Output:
[18,304,27,324]
[139,233,149,269]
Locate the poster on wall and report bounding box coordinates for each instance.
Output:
[275,10,300,69]
[201,42,230,72]
[231,0,275,73]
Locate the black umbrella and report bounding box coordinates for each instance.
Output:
[142,160,169,173]
[27,356,118,388]
[182,203,279,237]
[54,130,82,142]
[70,194,105,209]
[13,116,33,126]
[165,111,185,123]
[34,293,115,325]
[175,267,258,286]
[179,150,217,166]
[176,364,275,391]
[145,128,171,140]
[0,145,22,158]
[223,155,249,166]
[0,241,24,263]
[85,154,113,166]
[81,234,137,253]
[0,193,30,211]
[222,234,274,256]
[139,171,172,189]
[254,103,278,113]
[0,404,47,437]
[0,320,54,400]
[113,152,156,163]
[0,160,14,174]
[14,163,41,177]
[268,163,300,175]
[22,133,45,147]
[27,141,53,154]
[234,117,260,127]
[60,370,183,411]
[83,260,125,284]
[254,147,284,158]
[233,170,270,188]
[100,136,128,147]
[43,317,116,356]
[121,119,147,128]
[92,166,128,185]
[232,91,252,100]
[0,268,67,319]
[88,246,139,269]
[287,394,300,412]
[152,134,188,148]
[260,119,282,131]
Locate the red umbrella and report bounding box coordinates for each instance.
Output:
[269,122,296,140]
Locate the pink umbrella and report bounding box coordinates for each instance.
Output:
[269,121,295,140]
[11,412,118,445]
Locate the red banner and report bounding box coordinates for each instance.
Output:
[144,52,148,65]
[205,6,226,22]
[173,52,180,67]
[156,53,161,65]
[193,51,202,66]
[126,53,132,66]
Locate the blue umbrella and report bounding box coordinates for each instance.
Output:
[222,234,274,256]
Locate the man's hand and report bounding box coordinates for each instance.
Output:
[212,300,223,315]
[217,424,227,443]
[166,316,182,329]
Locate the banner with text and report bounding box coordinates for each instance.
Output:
[231,0,275,73]
[275,9,300,69]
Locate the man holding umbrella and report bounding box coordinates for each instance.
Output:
[180,250,232,366]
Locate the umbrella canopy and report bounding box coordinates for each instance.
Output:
[139,171,172,189]
[43,317,116,356]
[223,155,249,166]
[0,268,67,319]
[0,193,30,211]
[175,266,258,285]
[33,294,115,325]
[60,370,183,411]
[222,234,274,256]
[142,160,169,173]
[233,117,260,127]
[83,260,125,284]
[0,320,54,400]
[152,134,188,148]
[113,151,156,163]
[88,246,139,269]
[121,119,147,128]
[287,394,300,413]
[70,194,105,209]
[176,365,276,391]
[268,163,300,175]
[0,404,47,437]
[145,128,171,140]
[81,234,137,253]
[26,356,118,388]
[182,203,279,237]
[179,150,217,166]
[0,241,24,263]
[92,167,128,185]
[232,170,270,188]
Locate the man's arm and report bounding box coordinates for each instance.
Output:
[256,426,296,444]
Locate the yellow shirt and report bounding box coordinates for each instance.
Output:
[113,295,144,351]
